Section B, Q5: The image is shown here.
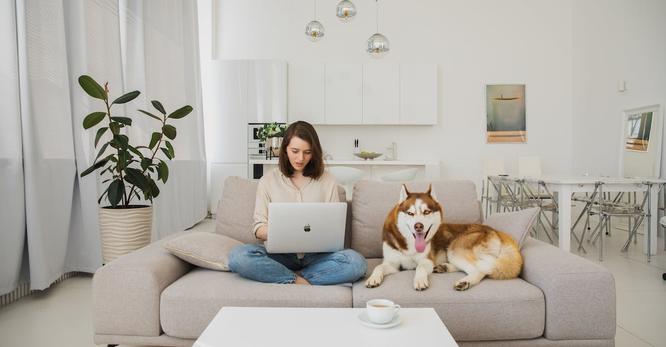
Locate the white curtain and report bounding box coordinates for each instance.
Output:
[0,0,206,294]
[0,0,26,295]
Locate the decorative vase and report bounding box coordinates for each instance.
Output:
[268,137,283,158]
[98,205,153,263]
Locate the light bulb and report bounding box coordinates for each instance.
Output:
[367,33,389,58]
[336,0,357,22]
[305,20,325,42]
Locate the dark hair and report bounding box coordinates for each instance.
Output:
[278,121,324,179]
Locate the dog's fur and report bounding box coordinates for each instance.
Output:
[365,184,523,291]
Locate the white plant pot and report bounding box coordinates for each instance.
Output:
[98,205,153,263]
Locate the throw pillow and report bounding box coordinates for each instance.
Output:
[163,231,242,271]
[484,207,540,248]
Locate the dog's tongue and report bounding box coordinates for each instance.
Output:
[415,233,426,253]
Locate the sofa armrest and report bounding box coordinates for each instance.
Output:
[520,237,616,340]
[93,232,192,337]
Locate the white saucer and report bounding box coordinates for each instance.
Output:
[358,312,402,329]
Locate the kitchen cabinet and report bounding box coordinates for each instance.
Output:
[400,64,437,125]
[288,62,437,125]
[246,61,287,123]
[202,60,248,163]
[288,62,325,124]
[363,64,399,124]
[325,64,362,124]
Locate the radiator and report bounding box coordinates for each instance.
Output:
[0,272,85,309]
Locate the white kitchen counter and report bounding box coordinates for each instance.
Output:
[249,159,438,166]
[249,159,441,180]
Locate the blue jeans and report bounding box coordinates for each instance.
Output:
[228,243,367,285]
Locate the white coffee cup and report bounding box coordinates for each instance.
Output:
[366,299,401,324]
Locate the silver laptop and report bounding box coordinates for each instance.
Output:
[265,202,347,254]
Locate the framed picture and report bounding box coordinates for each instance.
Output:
[486,84,526,143]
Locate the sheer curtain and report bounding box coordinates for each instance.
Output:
[0,0,206,295]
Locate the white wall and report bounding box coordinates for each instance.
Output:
[572,0,666,177]
[210,0,666,183]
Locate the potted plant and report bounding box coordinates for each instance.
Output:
[257,122,287,158]
[78,75,193,263]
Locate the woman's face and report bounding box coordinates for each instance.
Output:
[286,136,312,173]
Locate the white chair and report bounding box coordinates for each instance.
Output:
[380,168,418,182]
[326,166,364,201]
[482,158,507,217]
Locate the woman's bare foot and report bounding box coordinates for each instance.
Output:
[294,275,310,285]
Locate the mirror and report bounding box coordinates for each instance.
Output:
[621,105,663,178]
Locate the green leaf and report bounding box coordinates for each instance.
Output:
[149,132,162,149]
[148,179,160,199]
[112,90,140,105]
[128,145,144,158]
[107,179,124,207]
[94,143,109,161]
[162,124,176,140]
[138,109,162,121]
[168,105,193,119]
[160,147,173,160]
[78,75,106,100]
[111,116,132,126]
[125,167,150,190]
[94,127,108,147]
[141,158,152,171]
[110,134,129,150]
[117,150,131,170]
[109,122,121,135]
[165,141,175,159]
[152,100,166,115]
[80,156,111,177]
[157,161,169,183]
[83,112,107,129]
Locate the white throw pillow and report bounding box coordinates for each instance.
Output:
[484,207,540,248]
[164,231,242,271]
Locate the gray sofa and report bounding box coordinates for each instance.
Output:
[93,177,616,346]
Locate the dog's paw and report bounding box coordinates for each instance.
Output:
[433,264,448,273]
[413,274,430,291]
[454,280,470,291]
[365,274,383,288]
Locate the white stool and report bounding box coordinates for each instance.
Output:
[327,166,364,201]
[381,168,418,182]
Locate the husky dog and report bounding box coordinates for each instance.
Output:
[365,184,523,291]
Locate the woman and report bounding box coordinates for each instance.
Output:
[228,121,367,285]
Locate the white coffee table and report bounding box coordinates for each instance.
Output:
[193,307,458,347]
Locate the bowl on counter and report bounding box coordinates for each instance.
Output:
[354,151,383,160]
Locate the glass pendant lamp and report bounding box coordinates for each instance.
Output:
[305,0,325,41]
[336,0,357,22]
[367,0,389,57]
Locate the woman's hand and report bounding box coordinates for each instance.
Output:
[255,225,268,241]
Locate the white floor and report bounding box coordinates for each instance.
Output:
[1,218,666,347]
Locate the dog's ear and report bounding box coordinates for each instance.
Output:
[426,183,438,202]
[399,184,410,203]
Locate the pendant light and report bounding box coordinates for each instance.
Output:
[367,0,389,58]
[305,0,324,42]
[336,0,357,22]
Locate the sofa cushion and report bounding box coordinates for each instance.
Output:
[353,259,545,341]
[351,180,483,258]
[163,231,242,271]
[215,176,347,244]
[160,268,353,339]
[215,176,260,243]
[484,207,540,248]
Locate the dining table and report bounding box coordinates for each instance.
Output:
[488,175,666,256]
